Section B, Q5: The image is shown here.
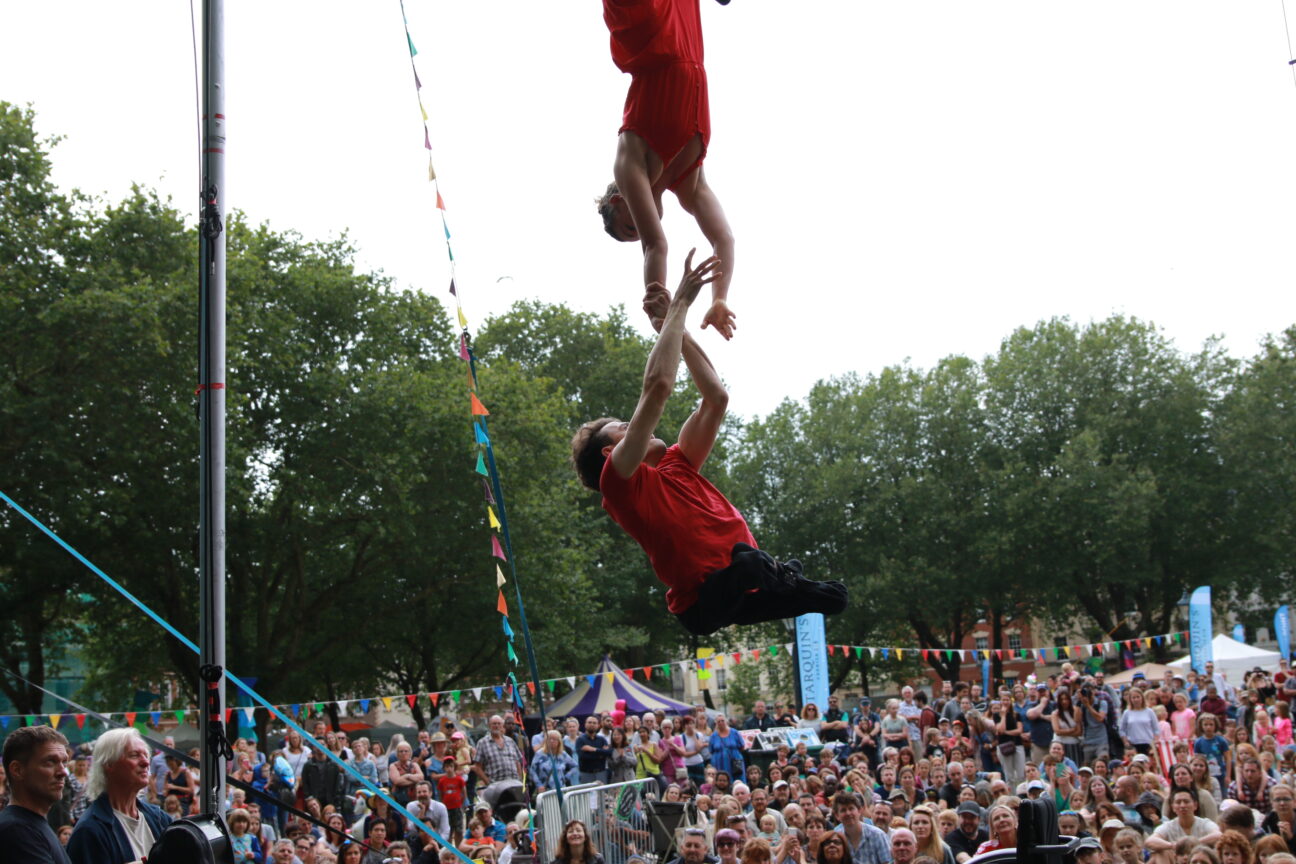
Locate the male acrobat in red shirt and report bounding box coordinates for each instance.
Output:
[570,253,848,635]
[597,0,738,340]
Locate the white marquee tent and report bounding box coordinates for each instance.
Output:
[1168,633,1280,680]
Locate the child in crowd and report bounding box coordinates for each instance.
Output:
[439,755,468,845]
[757,814,782,844]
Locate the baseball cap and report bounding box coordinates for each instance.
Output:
[1077,766,1094,775]
[956,802,980,816]
[1074,837,1103,852]
[1131,753,1150,764]
[888,788,908,801]
[1131,672,1146,680]
[859,697,871,706]
[774,780,789,789]
[1027,780,1047,792]
[475,802,491,812]
[1136,792,1163,811]
[1101,819,1125,833]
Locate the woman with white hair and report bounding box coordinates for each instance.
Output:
[67,728,173,864]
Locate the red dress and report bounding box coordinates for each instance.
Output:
[604,0,711,189]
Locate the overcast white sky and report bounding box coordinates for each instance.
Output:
[3,2,1295,419]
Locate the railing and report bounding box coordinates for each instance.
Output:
[534,778,662,864]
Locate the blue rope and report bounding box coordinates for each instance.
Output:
[0,489,476,864]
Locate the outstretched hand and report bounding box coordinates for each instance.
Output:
[674,248,721,308]
[701,298,736,340]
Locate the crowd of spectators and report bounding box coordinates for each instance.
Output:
[1,659,1295,864]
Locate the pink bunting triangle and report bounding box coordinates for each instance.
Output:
[491,535,506,560]
[436,190,446,211]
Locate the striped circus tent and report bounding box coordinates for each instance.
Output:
[544,656,699,717]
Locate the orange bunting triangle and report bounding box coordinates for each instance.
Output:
[470,393,490,416]
[497,590,509,616]
[406,694,417,709]
[436,190,446,210]
[430,693,440,706]
[527,682,536,695]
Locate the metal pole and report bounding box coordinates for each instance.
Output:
[198,0,228,815]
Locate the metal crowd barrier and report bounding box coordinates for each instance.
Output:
[534,778,661,864]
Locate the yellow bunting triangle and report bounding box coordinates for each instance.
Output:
[605,672,615,683]
[420,100,428,122]
[49,714,61,728]
[488,507,500,529]
[457,306,467,328]
[896,649,904,660]
[381,696,393,711]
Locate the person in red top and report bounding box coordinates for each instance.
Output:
[570,253,848,635]
[596,0,738,341]
[436,757,467,846]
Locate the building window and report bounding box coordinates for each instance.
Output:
[974,636,989,651]
[1008,634,1022,652]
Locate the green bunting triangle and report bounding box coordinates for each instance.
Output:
[406,33,418,57]
[769,645,780,657]
[854,646,863,658]
[546,680,556,692]
[507,643,518,664]
[475,452,488,475]
[175,710,185,724]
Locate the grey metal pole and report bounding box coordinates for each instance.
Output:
[198,0,228,816]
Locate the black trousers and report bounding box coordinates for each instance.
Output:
[674,543,848,636]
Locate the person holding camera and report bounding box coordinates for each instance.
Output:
[1079,684,1111,766]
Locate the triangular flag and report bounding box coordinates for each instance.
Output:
[475,422,490,445]
[828,644,836,656]
[0,717,7,729]
[470,393,490,416]
[732,652,742,664]
[546,680,556,692]
[428,156,437,181]
[605,672,615,683]
[751,650,761,662]
[381,697,393,712]
[881,648,890,660]
[626,667,636,678]
[243,707,256,723]
[457,305,467,328]
[430,693,440,706]
[921,649,930,661]
[336,701,348,716]
[527,682,536,695]
[785,642,793,654]
[586,675,597,687]
[943,649,952,660]
[225,708,234,725]
[659,665,670,676]
[472,688,483,700]
[423,126,431,150]
[488,506,501,529]
[491,535,507,560]
[125,712,137,726]
[475,451,488,476]
[854,646,863,658]
[25,716,36,727]
[49,714,61,728]
[175,710,186,724]
[406,31,418,58]
[995,649,1003,660]
[404,694,416,709]
[436,190,446,211]
[482,479,496,504]
[74,714,86,729]
[566,677,576,688]
[494,686,504,699]
[359,699,371,714]
[497,590,509,616]
[150,711,161,725]
[502,617,514,638]
[770,645,780,657]
[496,564,506,587]
[451,691,461,703]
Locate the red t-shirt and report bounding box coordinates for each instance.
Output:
[600,444,755,613]
[437,774,465,809]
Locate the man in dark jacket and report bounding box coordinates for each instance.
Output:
[67,728,172,864]
[300,746,349,816]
